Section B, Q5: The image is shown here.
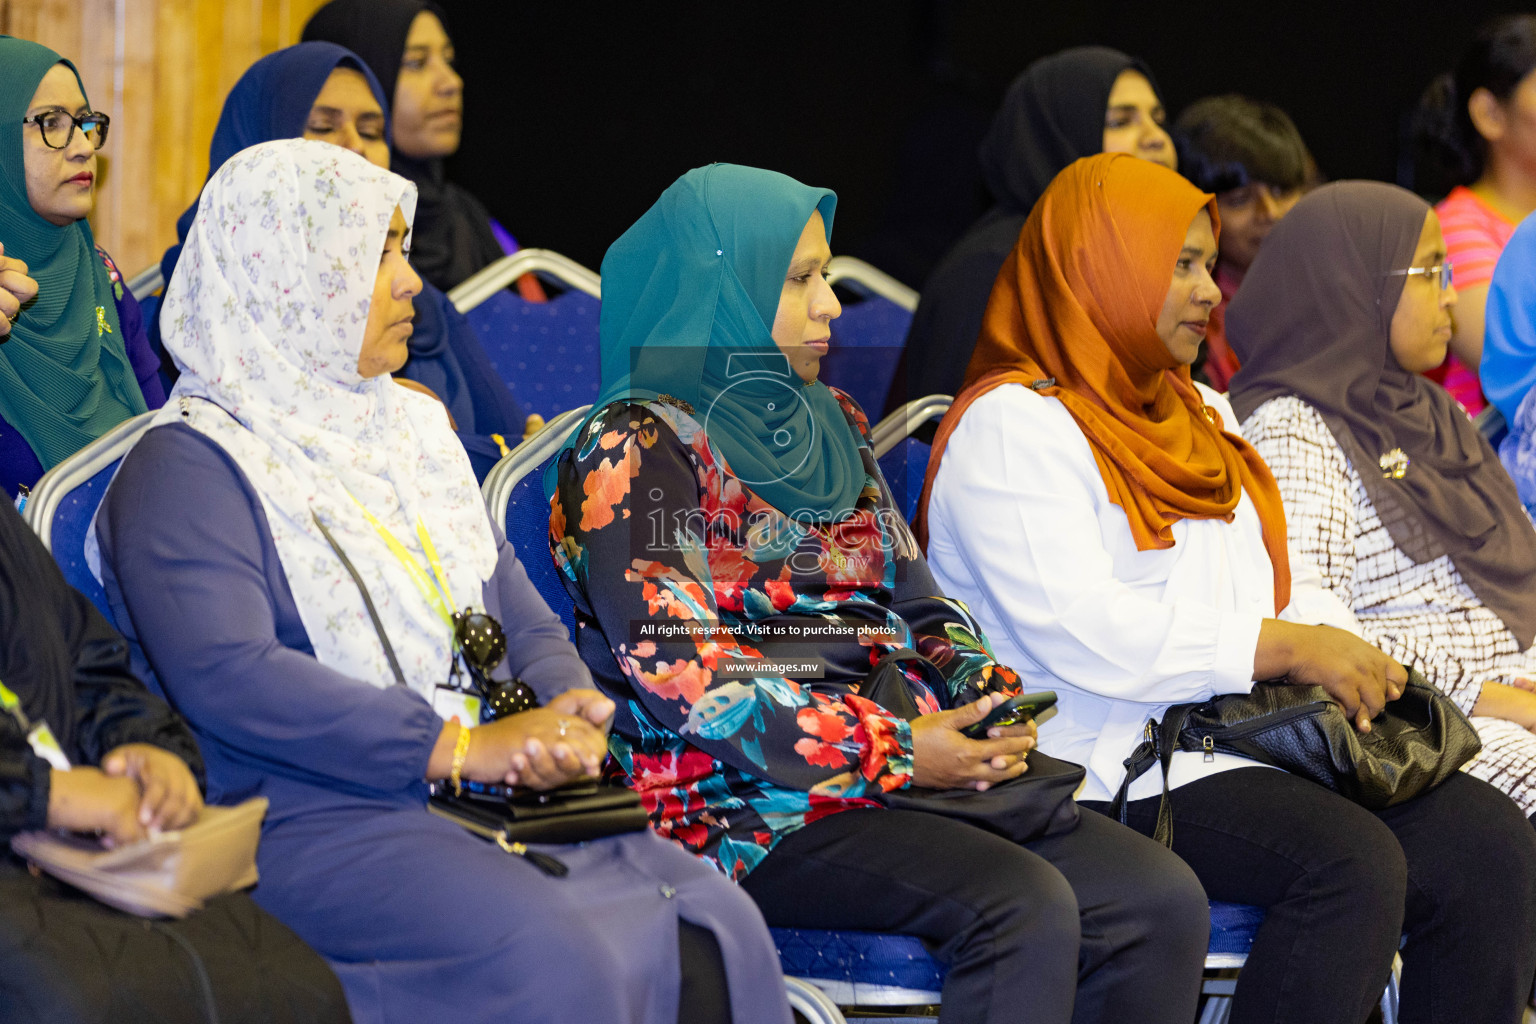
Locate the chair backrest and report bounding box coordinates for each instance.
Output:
[482,406,592,639]
[126,264,164,301]
[1474,403,1509,450]
[465,289,603,422]
[819,257,918,419]
[452,250,604,423]
[869,395,950,524]
[448,248,601,312]
[23,411,157,620]
[876,437,932,525]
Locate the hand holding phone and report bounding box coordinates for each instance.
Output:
[960,691,1058,740]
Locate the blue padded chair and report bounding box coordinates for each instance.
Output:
[775,901,1333,1023]
[871,394,950,524]
[482,405,591,641]
[819,256,917,419]
[22,411,157,620]
[449,249,604,423]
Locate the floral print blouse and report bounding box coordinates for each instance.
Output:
[551,389,1020,879]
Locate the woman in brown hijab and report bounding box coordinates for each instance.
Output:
[921,153,1536,1024]
[1231,180,1536,830]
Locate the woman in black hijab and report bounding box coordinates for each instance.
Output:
[302,0,508,292]
[889,46,1174,412]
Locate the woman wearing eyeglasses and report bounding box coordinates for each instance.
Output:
[1230,182,1536,833]
[919,156,1536,1023]
[0,36,165,501]
[93,139,788,1024]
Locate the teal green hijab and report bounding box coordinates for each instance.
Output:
[568,163,863,521]
[0,37,142,471]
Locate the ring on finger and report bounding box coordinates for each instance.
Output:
[557,718,569,738]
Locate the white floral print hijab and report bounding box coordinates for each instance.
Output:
[148,138,496,695]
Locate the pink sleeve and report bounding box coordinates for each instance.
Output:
[1438,192,1514,291]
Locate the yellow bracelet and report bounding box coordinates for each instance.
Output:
[450,724,472,796]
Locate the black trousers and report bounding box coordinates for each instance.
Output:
[1084,768,1536,1024]
[0,858,350,1024]
[678,921,731,1024]
[740,804,1209,1024]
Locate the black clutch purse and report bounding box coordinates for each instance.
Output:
[1111,668,1482,845]
[428,781,649,876]
[429,611,648,874]
[862,649,1083,843]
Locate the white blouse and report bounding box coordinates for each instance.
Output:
[926,382,1360,803]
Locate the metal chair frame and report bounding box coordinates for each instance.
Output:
[22,411,156,550]
[126,264,164,301]
[448,248,601,314]
[870,395,950,458]
[825,255,918,312]
[481,405,590,523]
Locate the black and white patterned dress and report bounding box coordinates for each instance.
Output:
[1244,395,1536,817]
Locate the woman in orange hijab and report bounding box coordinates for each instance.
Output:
[920,152,1536,1024]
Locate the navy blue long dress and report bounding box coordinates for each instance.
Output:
[95,422,790,1024]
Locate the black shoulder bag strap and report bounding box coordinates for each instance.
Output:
[1107,704,1193,848]
[310,512,410,689]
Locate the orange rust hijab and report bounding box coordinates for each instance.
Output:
[915,152,1292,613]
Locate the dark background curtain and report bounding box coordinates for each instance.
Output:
[443,0,1525,289]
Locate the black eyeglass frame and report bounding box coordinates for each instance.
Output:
[21,109,110,150]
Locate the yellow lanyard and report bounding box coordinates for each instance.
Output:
[347,496,458,636]
[0,679,30,730]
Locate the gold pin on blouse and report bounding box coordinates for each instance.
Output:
[1201,405,1218,425]
[1379,447,1411,480]
[95,306,112,336]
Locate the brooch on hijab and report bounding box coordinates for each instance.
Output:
[1029,377,1057,391]
[1379,448,1412,480]
[95,306,112,336]
[657,393,695,415]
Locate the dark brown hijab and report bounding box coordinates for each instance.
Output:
[1227,180,1536,648]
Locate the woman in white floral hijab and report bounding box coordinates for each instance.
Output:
[94,138,789,1024]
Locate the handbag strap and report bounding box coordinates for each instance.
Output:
[1108,704,1192,848]
[311,512,410,689]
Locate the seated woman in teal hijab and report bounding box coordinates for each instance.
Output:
[550,163,1211,1024]
[0,36,165,500]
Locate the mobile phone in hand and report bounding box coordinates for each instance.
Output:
[961,691,1058,739]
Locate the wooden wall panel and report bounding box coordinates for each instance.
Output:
[1,0,330,278]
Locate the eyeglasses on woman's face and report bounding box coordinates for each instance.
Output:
[21,109,110,150]
[1387,261,1453,290]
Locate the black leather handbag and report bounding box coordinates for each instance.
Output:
[1110,668,1481,845]
[862,650,1084,843]
[427,782,649,876]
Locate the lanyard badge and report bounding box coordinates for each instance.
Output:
[347,498,535,720]
[0,679,71,771]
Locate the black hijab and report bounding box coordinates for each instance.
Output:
[893,47,1157,412]
[302,0,505,291]
[1228,181,1536,648]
